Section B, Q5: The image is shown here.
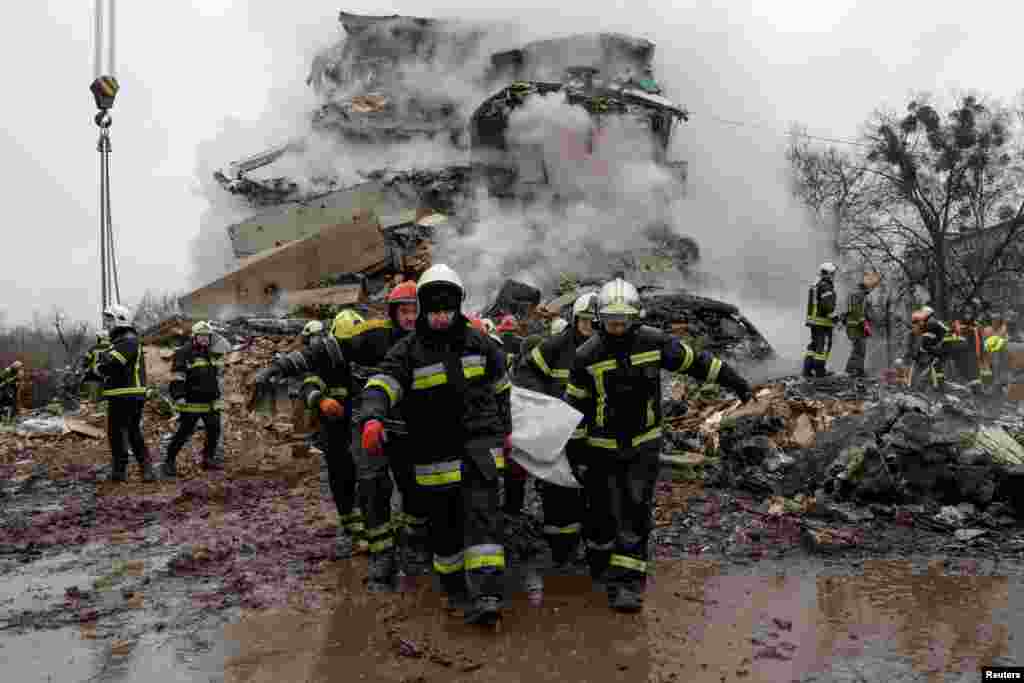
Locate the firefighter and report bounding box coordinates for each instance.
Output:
[161,321,228,476]
[338,280,428,590]
[550,318,569,335]
[0,360,23,423]
[252,316,367,558]
[843,272,878,377]
[910,306,952,391]
[359,264,512,626]
[513,291,599,604]
[803,262,839,378]
[564,278,752,612]
[96,305,156,482]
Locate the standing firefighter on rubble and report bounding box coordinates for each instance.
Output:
[513,291,599,604]
[358,264,513,626]
[339,281,431,591]
[564,278,752,612]
[910,306,953,391]
[0,360,23,423]
[803,262,839,378]
[96,305,156,482]
[252,315,367,557]
[843,272,878,378]
[161,321,229,476]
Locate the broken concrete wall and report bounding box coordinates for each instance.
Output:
[180,211,389,319]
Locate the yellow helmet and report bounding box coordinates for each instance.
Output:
[331,309,365,338]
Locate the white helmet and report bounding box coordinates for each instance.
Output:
[596,278,642,323]
[192,320,214,336]
[416,264,464,311]
[302,320,324,337]
[550,318,569,335]
[103,304,132,328]
[572,292,598,322]
[819,262,837,276]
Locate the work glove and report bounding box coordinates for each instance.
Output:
[732,379,753,404]
[319,398,344,419]
[503,434,512,459]
[362,419,387,457]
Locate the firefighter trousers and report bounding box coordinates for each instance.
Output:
[355,434,430,558]
[803,325,833,377]
[324,419,363,538]
[165,410,222,464]
[108,398,151,475]
[584,450,660,593]
[538,479,584,565]
[845,331,866,376]
[503,459,528,515]
[421,442,506,601]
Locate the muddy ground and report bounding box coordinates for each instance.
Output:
[4,434,1024,681]
[4,342,1024,681]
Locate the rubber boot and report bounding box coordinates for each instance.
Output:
[524,566,544,607]
[801,356,814,378]
[609,583,644,613]
[464,595,501,626]
[161,458,177,478]
[366,548,396,593]
[587,547,612,590]
[141,462,157,482]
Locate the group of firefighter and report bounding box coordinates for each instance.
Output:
[238,264,755,626]
[803,261,1018,392]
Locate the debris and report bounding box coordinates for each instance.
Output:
[974,426,1024,466]
[935,506,967,527]
[65,419,104,439]
[954,529,988,542]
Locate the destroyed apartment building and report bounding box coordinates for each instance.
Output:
[180,10,772,360]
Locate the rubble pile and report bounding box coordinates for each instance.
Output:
[659,373,1024,521]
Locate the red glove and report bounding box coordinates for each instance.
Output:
[319,398,345,419]
[362,420,386,457]
[504,434,512,458]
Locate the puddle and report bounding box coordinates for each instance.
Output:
[0,552,94,617]
[223,559,1023,682]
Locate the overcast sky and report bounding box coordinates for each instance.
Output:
[4,0,1020,330]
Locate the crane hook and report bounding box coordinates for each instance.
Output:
[95,110,112,128]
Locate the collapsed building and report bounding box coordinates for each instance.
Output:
[181,9,772,361]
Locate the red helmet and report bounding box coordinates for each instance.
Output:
[387,281,418,305]
[496,315,518,334]
[468,315,486,332]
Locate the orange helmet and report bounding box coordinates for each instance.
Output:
[468,315,485,332]
[496,315,518,334]
[387,281,418,306]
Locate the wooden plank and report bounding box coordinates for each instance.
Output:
[283,284,366,307]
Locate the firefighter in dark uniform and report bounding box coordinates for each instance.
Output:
[911,306,954,391]
[843,272,878,377]
[96,305,156,482]
[0,360,23,423]
[341,280,429,590]
[564,278,752,612]
[359,264,513,626]
[253,317,366,557]
[161,321,229,476]
[803,262,839,378]
[514,292,599,604]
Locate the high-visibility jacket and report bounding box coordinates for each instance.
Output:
[360,314,511,482]
[170,339,226,413]
[335,317,410,423]
[268,334,353,411]
[806,278,836,328]
[845,285,871,334]
[515,325,585,399]
[97,328,148,399]
[564,325,747,457]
